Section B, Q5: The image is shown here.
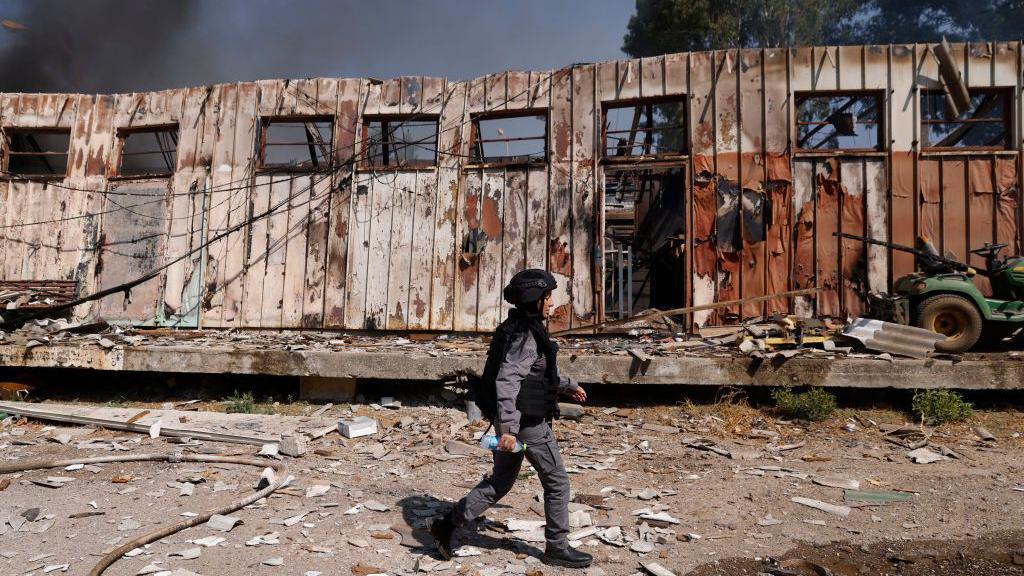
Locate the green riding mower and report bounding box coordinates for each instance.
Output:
[838,233,1024,353]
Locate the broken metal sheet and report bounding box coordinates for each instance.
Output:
[842,317,944,359]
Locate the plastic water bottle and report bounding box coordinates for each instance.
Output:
[480,434,525,453]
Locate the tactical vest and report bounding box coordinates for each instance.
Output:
[476,309,560,422]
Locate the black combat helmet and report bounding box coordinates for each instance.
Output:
[502,268,557,306]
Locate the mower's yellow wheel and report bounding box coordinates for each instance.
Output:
[915,294,983,353]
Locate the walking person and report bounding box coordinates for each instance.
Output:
[431,269,593,569]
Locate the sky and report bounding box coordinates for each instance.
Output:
[0,0,634,93]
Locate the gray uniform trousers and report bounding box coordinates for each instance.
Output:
[452,424,571,549]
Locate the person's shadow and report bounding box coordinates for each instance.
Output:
[397,494,544,560]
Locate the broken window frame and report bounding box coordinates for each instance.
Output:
[1,128,71,179]
[112,124,180,178]
[794,91,885,153]
[257,115,335,173]
[601,96,689,162]
[360,114,439,170]
[467,110,548,167]
[920,88,1012,151]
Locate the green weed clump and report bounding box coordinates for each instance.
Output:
[224,391,274,415]
[771,386,837,422]
[912,389,972,425]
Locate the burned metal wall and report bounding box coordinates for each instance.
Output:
[0,42,1021,331]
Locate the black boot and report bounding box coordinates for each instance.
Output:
[429,511,455,560]
[542,544,593,568]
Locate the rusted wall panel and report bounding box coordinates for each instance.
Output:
[0,41,1021,333]
[547,68,572,331]
[429,80,466,330]
[323,78,362,328]
[570,64,596,328]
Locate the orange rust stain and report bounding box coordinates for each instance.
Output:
[695,123,714,152]
[553,119,570,159]
[412,290,427,319]
[481,197,502,237]
[548,238,571,276]
[464,194,479,229]
[766,152,792,182]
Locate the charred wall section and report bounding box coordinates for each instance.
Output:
[0,42,1021,331]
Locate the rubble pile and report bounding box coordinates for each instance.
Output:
[1,393,1022,575]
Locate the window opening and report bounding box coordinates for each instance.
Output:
[604,166,686,321]
[259,117,334,171]
[469,113,547,165]
[3,129,70,177]
[363,116,438,168]
[795,92,882,151]
[603,98,687,159]
[116,125,179,177]
[921,88,1010,149]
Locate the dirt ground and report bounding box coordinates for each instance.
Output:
[1,391,1023,576]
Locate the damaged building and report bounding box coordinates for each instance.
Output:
[0,41,1020,334]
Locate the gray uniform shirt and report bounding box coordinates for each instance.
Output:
[494,331,578,445]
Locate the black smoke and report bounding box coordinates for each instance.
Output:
[0,0,197,93]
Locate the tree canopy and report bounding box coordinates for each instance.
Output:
[623,0,1024,57]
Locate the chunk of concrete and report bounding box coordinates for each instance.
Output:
[339,416,378,439]
[279,435,307,457]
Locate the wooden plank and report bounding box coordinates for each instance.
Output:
[528,71,551,110]
[890,45,917,280]
[815,159,841,317]
[966,41,993,88]
[640,55,665,98]
[664,52,687,96]
[506,71,531,110]
[617,59,641,100]
[690,51,716,327]
[408,171,437,330]
[739,49,765,319]
[162,87,208,325]
[863,45,889,90]
[941,158,968,263]
[486,72,507,112]
[525,166,548,270]
[992,41,1017,86]
[500,168,528,321]
[260,172,291,327]
[96,180,170,323]
[838,45,864,90]
[968,157,995,295]
[420,76,445,115]
[78,92,118,321]
[221,82,258,326]
[242,175,272,327]
[477,169,505,329]
[323,78,362,328]
[918,158,942,247]
[341,82,381,329]
[547,68,573,331]
[201,83,238,327]
[430,80,465,330]
[385,172,416,330]
[379,77,402,115]
[840,158,866,317]
[455,169,483,331]
[864,159,889,294]
[300,78,339,328]
[571,64,596,328]
[58,94,92,281]
[596,61,617,103]
[401,76,422,114]
[792,159,816,318]
[364,172,395,330]
[715,51,741,321]
[281,174,313,327]
[812,46,839,91]
[764,48,791,316]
